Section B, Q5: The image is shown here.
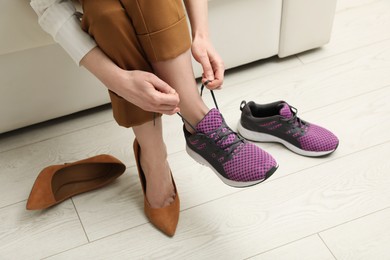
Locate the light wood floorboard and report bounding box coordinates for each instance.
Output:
[320,208,390,260]
[248,235,335,260]
[297,0,390,63]
[0,104,113,154]
[46,141,390,259]
[0,200,87,259]
[336,0,380,12]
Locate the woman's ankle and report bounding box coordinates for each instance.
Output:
[140,153,174,208]
[180,107,209,133]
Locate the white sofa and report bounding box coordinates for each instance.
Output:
[0,0,337,134]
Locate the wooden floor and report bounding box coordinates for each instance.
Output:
[1,0,390,259]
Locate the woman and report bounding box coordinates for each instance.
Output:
[30,0,277,236]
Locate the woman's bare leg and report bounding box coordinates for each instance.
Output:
[152,49,209,130]
[132,117,175,208]
[132,49,209,208]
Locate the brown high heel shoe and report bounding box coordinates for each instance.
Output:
[133,139,180,237]
[26,154,126,210]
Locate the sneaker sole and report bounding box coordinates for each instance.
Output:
[186,145,277,188]
[237,122,337,157]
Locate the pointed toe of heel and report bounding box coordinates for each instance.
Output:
[144,194,180,237]
[133,139,180,237]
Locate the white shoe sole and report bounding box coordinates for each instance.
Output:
[237,122,336,157]
[186,145,276,188]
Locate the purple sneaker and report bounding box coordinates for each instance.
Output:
[183,108,278,187]
[237,101,339,157]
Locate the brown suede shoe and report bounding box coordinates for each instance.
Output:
[26,154,126,210]
[133,139,180,237]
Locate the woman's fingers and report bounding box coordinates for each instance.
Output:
[141,74,180,114]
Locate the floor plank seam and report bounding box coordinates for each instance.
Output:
[0,199,27,210]
[295,54,305,65]
[297,84,390,115]
[241,203,390,260]
[317,205,390,239]
[217,57,304,89]
[242,233,318,260]
[40,201,95,259]
[298,37,390,65]
[336,0,385,14]
[71,198,90,243]
[41,227,141,259]
[0,119,115,155]
[41,241,91,260]
[43,218,155,257]
[317,233,338,260]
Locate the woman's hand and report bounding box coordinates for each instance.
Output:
[191,36,224,90]
[115,70,180,115]
[184,0,225,90]
[80,47,180,115]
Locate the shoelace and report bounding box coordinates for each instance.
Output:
[210,124,244,157]
[176,80,215,131]
[177,81,245,157]
[280,106,308,133]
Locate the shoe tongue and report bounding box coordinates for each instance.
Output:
[196,108,241,151]
[196,108,223,133]
[279,103,293,119]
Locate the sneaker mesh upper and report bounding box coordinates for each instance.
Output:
[224,143,276,181]
[298,124,339,152]
[195,109,277,182]
[277,103,339,152]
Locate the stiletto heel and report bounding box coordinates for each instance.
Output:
[133,139,180,237]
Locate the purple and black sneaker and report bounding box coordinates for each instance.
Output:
[237,101,339,157]
[183,108,278,187]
